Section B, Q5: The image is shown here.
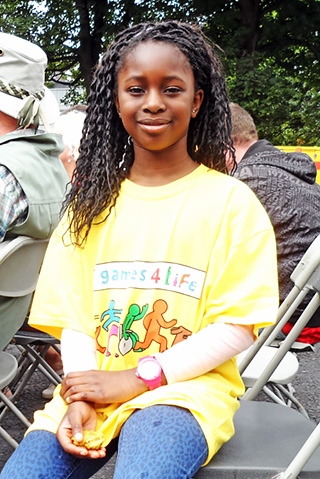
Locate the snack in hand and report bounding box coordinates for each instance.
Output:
[71,429,104,450]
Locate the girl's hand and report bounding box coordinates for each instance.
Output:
[60,369,147,405]
[56,401,106,459]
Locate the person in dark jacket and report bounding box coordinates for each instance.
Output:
[230,102,320,344]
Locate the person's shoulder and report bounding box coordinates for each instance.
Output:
[285,150,316,168]
[0,131,36,156]
[0,130,22,144]
[0,130,62,147]
[233,148,283,180]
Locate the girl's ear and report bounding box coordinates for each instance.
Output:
[191,89,204,118]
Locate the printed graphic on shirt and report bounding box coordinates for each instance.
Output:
[94,261,203,358]
[120,303,148,355]
[134,299,177,353]
[96,298,193,357]
[94,260,205,299]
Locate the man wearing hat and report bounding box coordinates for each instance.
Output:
[0,31,69,242]
[0,32,69,353]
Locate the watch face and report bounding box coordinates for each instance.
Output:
[139,357,162,380]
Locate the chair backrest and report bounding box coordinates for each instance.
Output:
[239,233,320,400]
[0,236,49,351]
[0,236,48,297]
[265,232,320,345]
[238,233,320,375]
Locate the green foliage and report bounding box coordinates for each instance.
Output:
[1,0,319,144]
[59,84,86,107]
[227,55,320,146]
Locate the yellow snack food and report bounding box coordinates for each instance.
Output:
[71,429,104,450]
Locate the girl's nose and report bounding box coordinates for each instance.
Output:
[143,89,166,112]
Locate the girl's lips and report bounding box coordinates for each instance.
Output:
[138,119,171,133]
[138,118,170,126]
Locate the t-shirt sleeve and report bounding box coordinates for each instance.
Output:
[202,180,279,339]
[28,216,94,340]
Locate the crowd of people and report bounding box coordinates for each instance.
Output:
[0,19,318,479]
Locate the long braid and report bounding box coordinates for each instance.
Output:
[63,20,235,246]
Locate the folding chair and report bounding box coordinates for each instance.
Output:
[9,328,62,401]
[0,236,49,352]
[0,351,31,448]
[0,236,61,447]
[0,236,51,447]
[194,401,320,479]
[192,235,320,478]
[0,236,61,401]
[274,420,320,479]
[237,233,320,414]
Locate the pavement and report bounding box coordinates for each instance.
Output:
[1,343,320,477]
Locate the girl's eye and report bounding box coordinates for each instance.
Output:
[128,87,144,94]
[165,86,181,94]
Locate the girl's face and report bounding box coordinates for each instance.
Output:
[115,41,203,155]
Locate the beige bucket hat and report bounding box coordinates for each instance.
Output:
[0,31,59,130]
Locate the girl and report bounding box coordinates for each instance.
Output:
[2,20,278,479]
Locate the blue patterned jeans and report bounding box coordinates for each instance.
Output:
[1,405,208,479]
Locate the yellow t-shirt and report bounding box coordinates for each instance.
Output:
[28,165,279,464]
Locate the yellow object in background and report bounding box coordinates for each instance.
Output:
[277,146,320,184]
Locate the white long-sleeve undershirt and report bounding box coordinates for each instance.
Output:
[60,328,98,375]
[60,323,253,383]
[154,322,254,384]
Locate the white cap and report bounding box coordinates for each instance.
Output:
[0,31,59,129]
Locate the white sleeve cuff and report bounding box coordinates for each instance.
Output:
[154,322,254,384]
[60,328,98,374]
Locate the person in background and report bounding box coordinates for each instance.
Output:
[54,104,87,180]
[0,32,69,352]
[230,102,320,345]
[2,21,278,479]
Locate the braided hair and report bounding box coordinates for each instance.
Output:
[63,20,235,245]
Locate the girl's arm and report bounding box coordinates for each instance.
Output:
[154,322,254,384]
[59,323,253,405]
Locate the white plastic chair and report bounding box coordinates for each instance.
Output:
[193,401,320,479]
[237,233,320,415]
[274,420,320,479]
[0,236,49,351]
[0,236,49,448]
[9,329,62,400]
[193,234,320,478]
[0,351,31,448]
[0,233,62,403]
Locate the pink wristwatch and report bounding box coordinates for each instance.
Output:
[135,356,162,390]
